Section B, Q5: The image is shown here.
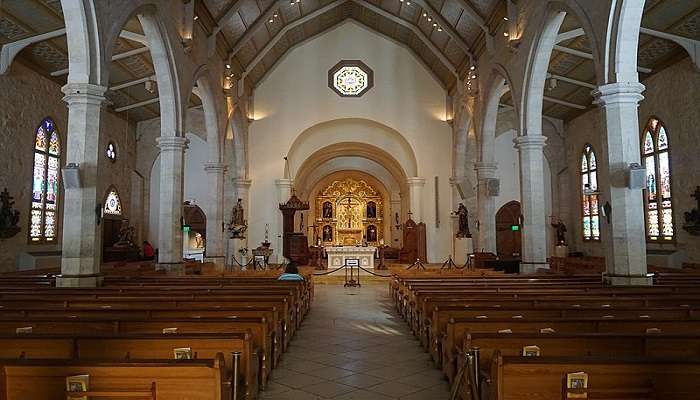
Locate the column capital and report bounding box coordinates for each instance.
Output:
[275,178,294,188]
[514,135,547,150]
[406,177,426,187]
[61,83,108,105]
[449,176,466,186]
[233,177,252,188]
[474,161,497,172]
[204,163,228,173]
[157,136,189,151]
[593,82,645,106]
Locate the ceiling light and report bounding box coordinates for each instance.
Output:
[269,18,274,22]
[427,17,432,21]
[422,12,427,17]
[503,16,508,21]
[194,15,199,20]
[226,64,231,69]
[503,31,509,37]
[433,23,437,27]
[437,27,442,32]
[406,1,410,4]
[471,74,476,79]
[470,65,475,70]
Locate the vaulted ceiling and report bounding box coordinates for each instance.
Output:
[1,0,698,122]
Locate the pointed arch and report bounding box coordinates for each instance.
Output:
[580,143,600,241]
[641,116,674,241]
[103,186,124,217]
[29,117,61,243]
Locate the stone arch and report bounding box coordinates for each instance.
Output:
[230,106,249,179]
[191,65,223,163]
[61,0,104,85]
[480,72,511,164]
[287,118,418,180]
[606,0,646,83]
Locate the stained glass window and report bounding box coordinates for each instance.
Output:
[581,144,600,241]
[328,60,374,97]
[106,142,116,162]
[30,118,60,242]
[642,117,674,241]
[104,188,122,216]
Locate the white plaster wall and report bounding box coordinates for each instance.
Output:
[0,61,136,271]
[149,132,209,245]
[494,129,554,255]
[247,21,453,262]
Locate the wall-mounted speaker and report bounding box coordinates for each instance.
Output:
[486,178,500,197]
[627,163,646,189]
[62,163,81,189]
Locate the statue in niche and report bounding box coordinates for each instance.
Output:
[551,218,568,245]
[367,201,377,219]
[322,225,333,242]
[683,186,700,236]
[229,198,247,238]
[299,213,305,232]
[455,203,471,238]
[322,202,333,219]
[0,188,20,239]
[366,225,377,242]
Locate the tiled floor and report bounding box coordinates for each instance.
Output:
[261,282,450,399]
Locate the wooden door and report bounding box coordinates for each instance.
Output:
[496,201,522,260]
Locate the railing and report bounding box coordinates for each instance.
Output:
[449,347,481,400]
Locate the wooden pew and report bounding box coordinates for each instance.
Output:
[0,355,226,400]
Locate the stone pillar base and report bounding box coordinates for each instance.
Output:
[56,274,104,288]
[205,256,226,272]
[156,263,186,276]
[519,262,549,274]
[604,274,653,286]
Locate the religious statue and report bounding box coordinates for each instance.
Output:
[551,217,568,245]
[366,225,377,242]
[114,220,136,248]
[322,225,333,242]
[395,212,401,230]
[299,213,305,232]
[0,188,20,239]
[455,203,471,238]
[683,186,700,235]
[194,232,205,249]
[229,199,247,238]
[367,201,377,219]
[322,201,333,218]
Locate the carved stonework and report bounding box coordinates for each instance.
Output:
[0,188,20,239]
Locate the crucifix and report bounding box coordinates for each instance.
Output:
[692,186,700,212]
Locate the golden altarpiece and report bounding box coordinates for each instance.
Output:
[315,178,384,246]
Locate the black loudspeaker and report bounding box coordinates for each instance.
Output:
[628,163,646,189]
[486,178,500,197]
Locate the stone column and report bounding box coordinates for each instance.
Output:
[593,82,650,286]
[407,177,426,222]
[233,178,252,221]
[275,179,294,263]
[514,135,549,273]
[204,163,227,267]
[156,136,189,272]
[474,162,498,253]
[57,83,107,288]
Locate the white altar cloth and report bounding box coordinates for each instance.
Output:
[326,246,377,269]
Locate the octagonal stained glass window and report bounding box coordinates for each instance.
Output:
[328,60,374,97]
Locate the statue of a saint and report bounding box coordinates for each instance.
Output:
[322,225,333,242]
[322,202,333,218]
[455,203,471,238]
[231,199,245,226]
[299,213,305,232]
[367,202,377,219]
[366,225,377,242]
[551,218,568,245]
[0,188,20,238]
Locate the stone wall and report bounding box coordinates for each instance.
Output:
[564,58,700,263]
[0,61,136,271]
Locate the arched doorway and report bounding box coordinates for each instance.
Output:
[496,201,522,260]
[183,202,206,261]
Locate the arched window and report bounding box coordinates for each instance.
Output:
[104,187,123,216]
[30,118,60,242]
[581,144,600,241]
[642,117,674,241]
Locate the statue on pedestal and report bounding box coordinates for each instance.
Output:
[455,203,471,238]
[0,188,20,239]
[228,198,247,238]
[551,217,568,246]
[683,186,700,235]
[114,220,136,248]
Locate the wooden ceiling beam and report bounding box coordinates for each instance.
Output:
[216,0,245,24]
[411,0,474,63]
[451,0,487,31]
[228,0,284,60]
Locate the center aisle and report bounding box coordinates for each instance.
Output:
[261,282,450,400]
